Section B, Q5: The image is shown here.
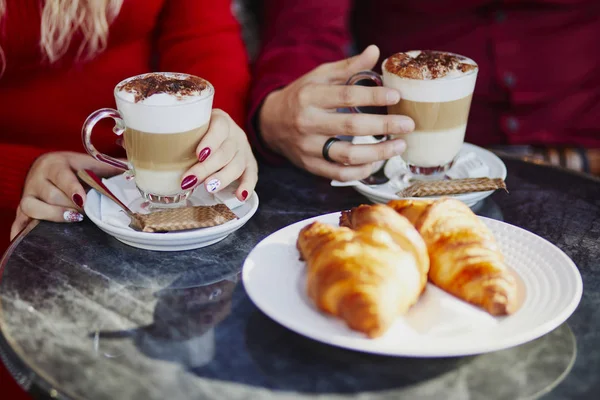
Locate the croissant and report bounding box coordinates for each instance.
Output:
[339,204,430,292]
[387,198,518,315]
[297,211,429,338]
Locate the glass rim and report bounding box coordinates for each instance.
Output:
[113,72,215,108]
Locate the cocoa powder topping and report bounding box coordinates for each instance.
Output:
[119,73,208,102]
[384,51,477,79]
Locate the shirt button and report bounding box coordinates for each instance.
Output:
[503,72,516,88]
[507,117,519,132]
[495,10,507,23]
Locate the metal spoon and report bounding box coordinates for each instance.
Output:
[77,169,137,219]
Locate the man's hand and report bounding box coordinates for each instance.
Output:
[258,45,414,181]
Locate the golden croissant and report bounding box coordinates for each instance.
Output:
[339,204,430,292]
[386,198,518,315]
[297,208,429,338]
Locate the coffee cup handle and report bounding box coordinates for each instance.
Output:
[345,70,384,114]
[345,71,387,141]
[82,108,130,171]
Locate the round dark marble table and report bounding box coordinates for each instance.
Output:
[1,158,599,400]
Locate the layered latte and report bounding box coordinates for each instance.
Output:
[115,73,213,198]
[383,51,478,173]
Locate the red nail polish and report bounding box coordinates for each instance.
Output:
[198,147,211,162]
[181,175,198,190]
[241,190,248,200]
[72,193,83,208]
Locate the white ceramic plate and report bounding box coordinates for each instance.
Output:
[84,174,259,252]
[352,143,507,208]
[242,212,582,357]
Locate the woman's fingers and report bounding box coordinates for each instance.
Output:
[181,137,238,189]
[177,109,258,202]
[10,208,31,241]
[51,168,86,208]
[203,156,246,195]
[194,110,230,162]
[235,158,259,201]
[19,196,84,223]
[202,150,259,200]
[36,180,74,208]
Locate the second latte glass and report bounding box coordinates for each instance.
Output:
[347,51,478,176]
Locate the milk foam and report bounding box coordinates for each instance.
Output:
[382,52,478,102]
[114,73,213,134]
[383,68,477,102]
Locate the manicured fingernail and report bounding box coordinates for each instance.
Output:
[392,140,406,155]
[63,211,84,223]
[181,175,198,190]
[206,178,221,192]
[241,190,248,200]
[198,147,211,162]
[72,193,83,208]
[387,90,400,104]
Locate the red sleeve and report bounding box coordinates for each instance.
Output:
[248,0,352,163]
[156,0,251,127]
[0,144,48,211]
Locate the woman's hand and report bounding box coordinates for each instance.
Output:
[258,44,414,182]
[10,152,121,240]
[180,109,258,200]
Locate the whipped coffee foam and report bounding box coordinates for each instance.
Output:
[117,73,210,104]
[114,73,213,134]
[382,51,478,102]
[385,51,477,80]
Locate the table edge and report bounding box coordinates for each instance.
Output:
[0,219,76,400]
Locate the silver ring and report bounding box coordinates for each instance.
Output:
[322,138,340,163]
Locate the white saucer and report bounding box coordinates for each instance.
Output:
[352,143,507,208]
[84,174,259,252]
[243,212,582,357]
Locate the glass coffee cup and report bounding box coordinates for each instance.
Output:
[347,50,478,176]
[82,72,213,207]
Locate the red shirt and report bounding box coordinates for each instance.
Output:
[249,0,600,163]
[0,0,250,242]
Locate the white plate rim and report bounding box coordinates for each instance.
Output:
[84,179,259,240]
[242,211,583,357]
[353,143,507,204]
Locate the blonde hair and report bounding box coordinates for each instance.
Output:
[0,0,124,75]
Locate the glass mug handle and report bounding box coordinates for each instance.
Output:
[345,71,386,141]
[82,108,130,170]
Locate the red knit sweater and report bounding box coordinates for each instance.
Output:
[0,0,250,246]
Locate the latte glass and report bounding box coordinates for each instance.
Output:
[82,72,214,206]
[347,51,478,175]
